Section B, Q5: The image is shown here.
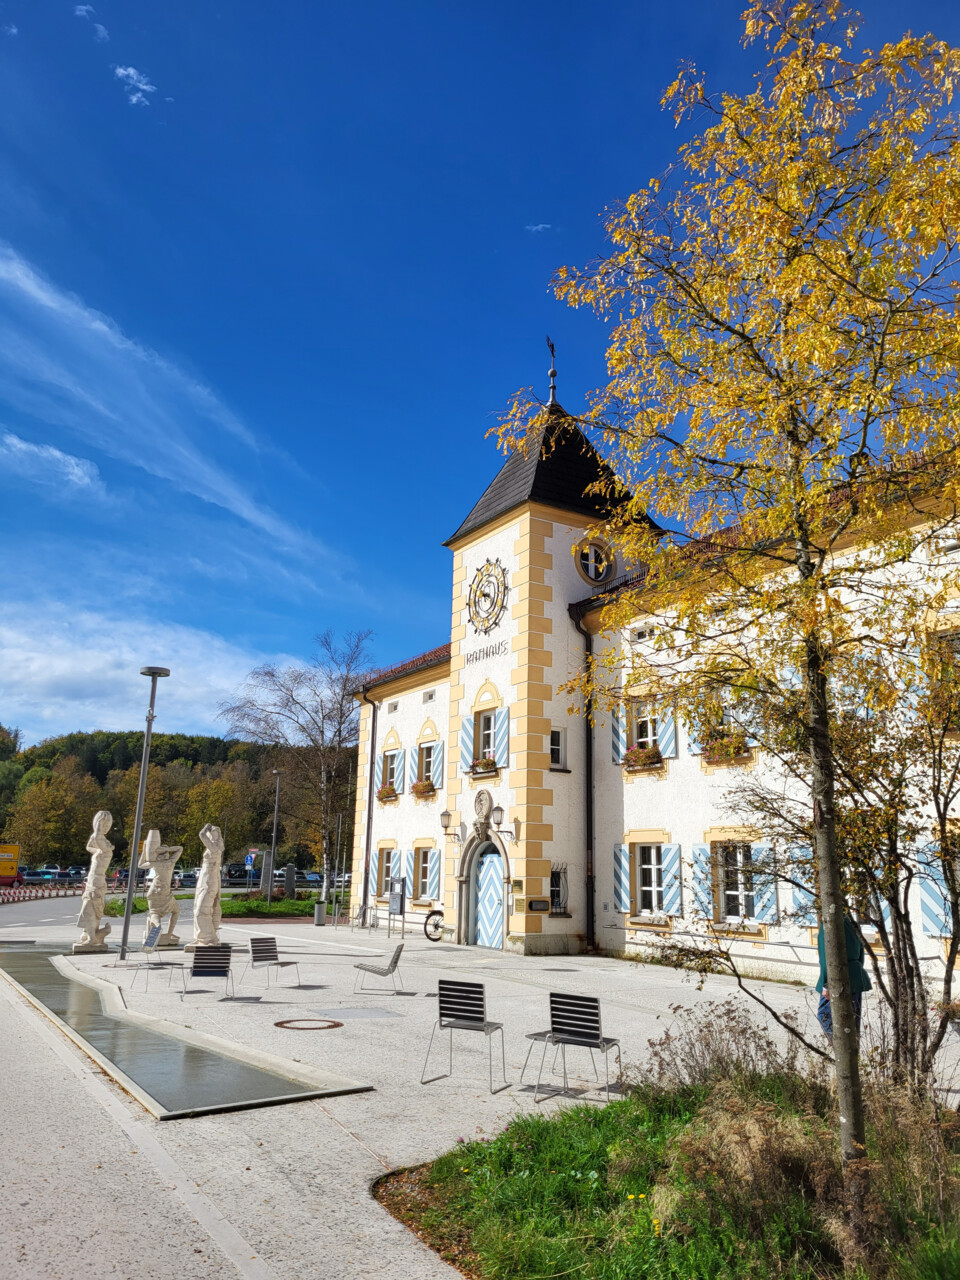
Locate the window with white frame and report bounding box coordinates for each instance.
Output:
[418,742,435,783]
[628,704,659,751]
[631,844,663,914]
[715,841,754,920]
[414,848,431,899]
[475,711,495,761]
[377,849,393,897]
[383,751,398,789]
[550,728,566,769]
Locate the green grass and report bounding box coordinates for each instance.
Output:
[219,894,323,917]
[102,896,148,915]
[376,1078,960,1280]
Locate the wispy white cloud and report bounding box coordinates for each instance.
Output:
[114,65,156,107]
[93,23,108,42]
[0,429,105,497]
[0,602,291,744]
[0,245,325,557]
[4,24,17,36]
[525,223,552,233]
[74,4,95,16]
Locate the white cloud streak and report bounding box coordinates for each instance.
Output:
[93,23,109,42]
[0,603,290,744]
[525,223,552,232]
[74,5,95,16]
[114,65,157,107]
[0,245,323,556]
[0,429,105,496]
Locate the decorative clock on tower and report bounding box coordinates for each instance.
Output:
[467,558,508,634]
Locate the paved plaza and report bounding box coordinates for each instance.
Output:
[0,899,913,1279]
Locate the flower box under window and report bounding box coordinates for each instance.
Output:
[703,731,750,765]
[623,743,663,771]
[376,783,398,802]
[471,757,498,776]
[411,779,436,799]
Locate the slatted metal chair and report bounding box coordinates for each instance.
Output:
[353,943,404,993]
[180,944,234,999]
[421,979,508,1094]
[524,992,621,1102]
[128,924,166,990]
[238,936,301,987]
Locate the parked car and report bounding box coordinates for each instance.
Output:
[22,868,49,884]
[66,866,87,883]
[300,872,322,886]
[0,868,24,887]
[225,863,249,881]
[179,869,198,888]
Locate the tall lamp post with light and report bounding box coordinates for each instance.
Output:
[118,666,170,960]
[261,768,284,904]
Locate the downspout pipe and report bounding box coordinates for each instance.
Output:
[360,688,379,915]
[569,602,596,951]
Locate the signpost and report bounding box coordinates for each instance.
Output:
[0,843,20,885]
[245,850,257,889]
[387,876,406,938]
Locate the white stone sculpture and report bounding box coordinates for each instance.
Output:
[141,828,184,948]
[187,822,224,950]
[74,810,114,953]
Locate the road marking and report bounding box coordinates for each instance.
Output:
[220,922,383,955]
[0,978,281,1280]
[39,917,56,922]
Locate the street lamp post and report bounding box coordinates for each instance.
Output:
[118,666,170,960]
[261,769,284,903]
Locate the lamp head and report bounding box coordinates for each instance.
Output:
[491,804,504,828]
[140,666,171,678]
[440,809,452,831]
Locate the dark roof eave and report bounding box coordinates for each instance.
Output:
[442,494,624,547]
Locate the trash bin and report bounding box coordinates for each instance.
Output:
[314,903,326,926]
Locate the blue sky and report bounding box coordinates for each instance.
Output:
[0,1,956,743]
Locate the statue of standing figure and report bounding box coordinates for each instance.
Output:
[187,823,224,950]
[141,828,184,947]
[74,810,114,953]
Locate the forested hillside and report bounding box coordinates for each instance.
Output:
[0,723,356,869]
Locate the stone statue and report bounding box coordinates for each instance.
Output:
[187,822,224,950]
[74,810,114,953]
[141,828,184,948]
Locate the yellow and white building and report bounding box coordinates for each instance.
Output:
[351,401,954,981]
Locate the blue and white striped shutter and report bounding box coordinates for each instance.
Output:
[751,843,778,923]
[394,749,405,793]
[460,715,474,773]
[658,709,677,758]
[661,844,682,915]
[375,754,383,789]
[494,708,510,767]
[612,706,627,764]
[613,844,631,913]
[920,851,950,936]
[404,849,415,898]
[431,740,444,789]
[691,844,713,917]
[427,849,441,900]
[687,723,701,755]
[789,847,817,925]
[409,749,419,790]
[368,849,379,899]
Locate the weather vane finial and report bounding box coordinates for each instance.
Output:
[546,335,557,405]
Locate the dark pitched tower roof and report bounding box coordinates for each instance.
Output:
[444,403,639,546]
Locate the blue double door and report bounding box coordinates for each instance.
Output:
[474,844,504,949]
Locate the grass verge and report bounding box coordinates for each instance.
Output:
[375,999,960,1279]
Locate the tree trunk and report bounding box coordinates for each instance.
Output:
[805,633,870,1232]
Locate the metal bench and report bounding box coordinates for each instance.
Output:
[421,979,508,1094]
[180,944,234,998]
[238,936,301,987]
[353,943,404,993]
[522,992,621,1102]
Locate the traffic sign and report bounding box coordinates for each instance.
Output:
[245,853,255,868]
[0,843,20,878]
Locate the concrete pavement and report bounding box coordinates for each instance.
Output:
[0,898,902,1279]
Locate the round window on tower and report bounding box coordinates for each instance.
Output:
[574,539,615,585]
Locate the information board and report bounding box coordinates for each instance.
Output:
[0,843,20,878]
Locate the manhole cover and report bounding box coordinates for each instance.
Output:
[274,1018,343,1031]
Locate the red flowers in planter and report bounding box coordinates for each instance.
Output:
[623,743,663,770]
[376,783,398,802]
[411,779,436,798]
[703,731,750,765]
[471,757,498,774]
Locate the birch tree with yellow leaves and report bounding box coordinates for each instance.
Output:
[501,0,960,1233]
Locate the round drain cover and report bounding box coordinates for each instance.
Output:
[274,1018,343,1031]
